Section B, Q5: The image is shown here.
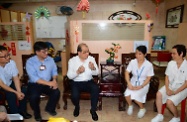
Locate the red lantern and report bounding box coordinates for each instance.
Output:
[77,0,90,18]
[151,0,164,14]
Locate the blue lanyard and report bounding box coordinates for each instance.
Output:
[136,66,145,86]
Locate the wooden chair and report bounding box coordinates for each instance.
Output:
[152,51,171,68]
[161,97,187,122]
[0,90,6,111]
[20,54,60,109]
[62,53,99,110]
[0,90,6,106]
[121,53,159,112]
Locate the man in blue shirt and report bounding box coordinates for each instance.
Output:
[26,41,60,121]
[0,45,31,119]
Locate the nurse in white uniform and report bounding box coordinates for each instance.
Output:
[152,44,187,122]
[124,45,154,118]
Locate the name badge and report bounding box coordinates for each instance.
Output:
[39,64,46,71]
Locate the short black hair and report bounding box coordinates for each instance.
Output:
[77,43,88,53]
[172,44,186,57]
[0,45,8,52]
[33,41,48,53]
[136,45,147,55]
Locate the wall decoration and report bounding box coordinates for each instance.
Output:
[146,13,150,20]
[151,0,164,14]
[108,10,142,20]
[147,23,154,32]
[18,41,31,50]
[35,16,67,38]
[165,5,184,28]
[74,22,79,43]
[0,27,8,39]
[0,24,27,41]
[56,6,74,16]
[25,12,32,22]
[26,25,30,42]
[152,36,166,50]
[66,29,70,43]
[11,42,16,56]
[77,0,90,18]
[60,6,74,16]
[2,43,11,52]
[35,6,50,19]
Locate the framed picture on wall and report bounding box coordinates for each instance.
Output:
[165,5,184,28]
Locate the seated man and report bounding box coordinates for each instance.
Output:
[0,45,31,119]
[151,44,187,122]
[67,43,99,121]
[26,41,60,121]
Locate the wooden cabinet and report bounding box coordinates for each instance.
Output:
[98,61,126,111]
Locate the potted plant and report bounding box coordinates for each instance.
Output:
[105,43,121,64]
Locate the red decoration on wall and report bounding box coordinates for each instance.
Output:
[77,0,90,18]
[2,43,11,52]
[26,25,30,43]
[146,13,150,20]
[11,42,16,56]
[75,30,79,43]
[0,27,8,39]
[66,29,70,43]
[151,0,164,14]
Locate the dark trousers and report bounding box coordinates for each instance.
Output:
[27,83,60,117]
[4,82,27,114]
[71,80,99,111]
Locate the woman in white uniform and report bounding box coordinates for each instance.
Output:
[151,44,187,122]
[124,45,154,118]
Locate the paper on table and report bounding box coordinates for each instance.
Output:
[7,114,23,120]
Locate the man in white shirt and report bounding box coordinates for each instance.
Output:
[67,43,99,121]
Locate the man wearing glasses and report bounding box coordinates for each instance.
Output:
[67,43,99,121]
[26,41,60,121]
[0,45,32,119]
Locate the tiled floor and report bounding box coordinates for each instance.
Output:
[24,67,185,122]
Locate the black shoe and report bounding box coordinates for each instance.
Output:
[19,112,32,119]
[90,110,98,121]
[73,107,80,117]
[45,109,57,116]
[35,115,42,121]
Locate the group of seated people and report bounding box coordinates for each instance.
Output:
[0,42,186,122]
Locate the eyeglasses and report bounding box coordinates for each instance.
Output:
[0,53,11,59]
[82,50,89,54]
[40,49,48,54]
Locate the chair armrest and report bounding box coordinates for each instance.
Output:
[20,74,29,86]
[63,76,72,92]
[0,90,6,105]
[93,75,99,84]
[149,76,159,93]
